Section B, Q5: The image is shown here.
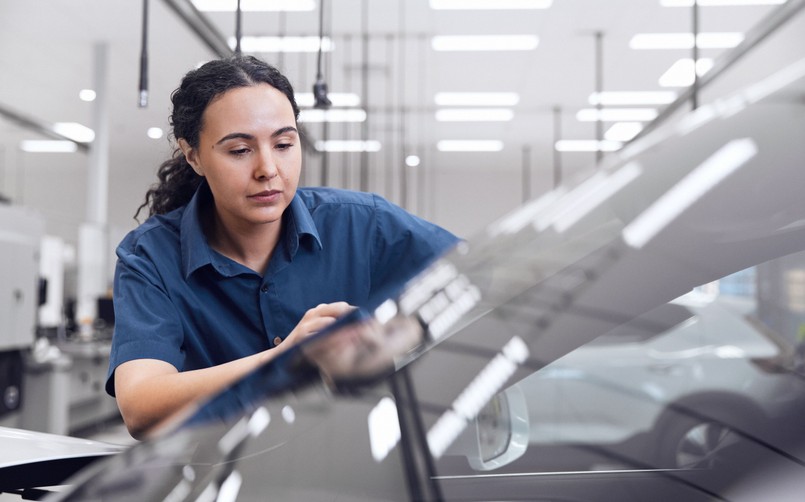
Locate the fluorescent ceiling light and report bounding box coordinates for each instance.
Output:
[437,140,504,152]
[630,32,744,49]
[368,397,401,462]
[299,109,367,123]
[661,0,785,6]
[53,122,95,143]
[589,91,677,105]
[604,122,643,142]
[296,92,360,107]
[79,89,96,102]
[434,92,520,106]
[315,140,381,152]
[20,140,78,153]
[622,138,757,249]
[430,0,553,9]
[435,108,514,122]
[576,108,658,122]
[192,0,315,11]
[405,155,421,167]
[659,58,714,87]
[147,127,164,139]
[233,36,333,53]
[554,140,622,152]
[432,35,539,51]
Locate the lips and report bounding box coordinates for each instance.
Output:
[248,190,281,203]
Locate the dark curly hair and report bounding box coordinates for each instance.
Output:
[135,55,300,219]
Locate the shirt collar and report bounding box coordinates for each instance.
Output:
[180,181,216,279]
[180,182,323,279]
[286,192,323,254]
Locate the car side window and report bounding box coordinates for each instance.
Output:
[423,251,805,493]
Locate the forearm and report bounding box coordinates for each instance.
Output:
[115,349,276,439]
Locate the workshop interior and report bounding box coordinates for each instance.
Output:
[1,0,805,500]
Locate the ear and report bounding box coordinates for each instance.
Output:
[178,138,203,176]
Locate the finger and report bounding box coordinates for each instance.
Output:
[307,302,355,318]
[296,316,340,339]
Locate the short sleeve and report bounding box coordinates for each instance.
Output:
[105,247,186,396]
[369,194,460,303]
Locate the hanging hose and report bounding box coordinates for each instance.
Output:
[138,0,149,108]
[313,0,332,109]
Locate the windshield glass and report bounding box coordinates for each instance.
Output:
[52,47,805,502]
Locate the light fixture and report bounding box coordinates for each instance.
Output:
[604,122,643,142]
[435,108,514,122]
[53,122,95,143]
[576,108,658,122]
[431,35,539,51]
[405,155,421,167]
[232,36,333,53]
[554,140,622,152]
[298,109,367,123]
[589,91,677,105]
[315,140,381,152]
[79,89,96,102]
[659,58,714,87]
[429,0,553,9]
[437,140,504,152]
[434,92,520,106]
[20,140,78,153]
[192,0,315,11]
[147,127,164,139]
[630,32,744,50]
[661,0,785,6]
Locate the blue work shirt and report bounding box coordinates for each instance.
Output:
[106,182,458,396]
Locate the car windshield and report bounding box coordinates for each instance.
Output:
[51,43,805,502]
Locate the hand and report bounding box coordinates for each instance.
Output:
[301,314,424,383]
[281,302,355,352]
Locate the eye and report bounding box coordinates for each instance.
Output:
[229,148,250,156]
[276,142,294,151]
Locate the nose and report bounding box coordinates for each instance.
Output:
[255,148,279,180]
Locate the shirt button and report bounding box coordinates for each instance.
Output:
[261,285,268,293]
[273,336,283,345]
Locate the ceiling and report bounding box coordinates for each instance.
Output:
[0,0,802,242]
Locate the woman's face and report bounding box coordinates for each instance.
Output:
[180,83,301,232]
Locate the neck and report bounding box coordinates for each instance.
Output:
[207,210,282,275]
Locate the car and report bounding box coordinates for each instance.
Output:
[0,426,123,500]
[3,29,805,502]
[516,290,804,471]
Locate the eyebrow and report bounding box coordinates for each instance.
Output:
[215,126,299,145]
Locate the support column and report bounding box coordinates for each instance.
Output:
[77,42,110,335]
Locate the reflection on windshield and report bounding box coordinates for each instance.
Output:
[301,310,424,385]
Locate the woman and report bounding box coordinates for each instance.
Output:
[107,55,458,439]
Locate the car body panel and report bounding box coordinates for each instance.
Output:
[35,57,805,501]
[0,426,124,494]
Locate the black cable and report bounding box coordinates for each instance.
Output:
[313,0,331,109]
[235,0,242,55]
[138,0,149,108]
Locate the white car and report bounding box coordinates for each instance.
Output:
[518,291,802,469]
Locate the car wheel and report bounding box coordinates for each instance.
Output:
[655,404,764,470]
[660,418,741,469]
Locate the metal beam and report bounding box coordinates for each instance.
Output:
[0,102,90,153]
[631,0,805,143]
[160,0,233,58]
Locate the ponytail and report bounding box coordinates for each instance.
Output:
[135,150,202,220]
